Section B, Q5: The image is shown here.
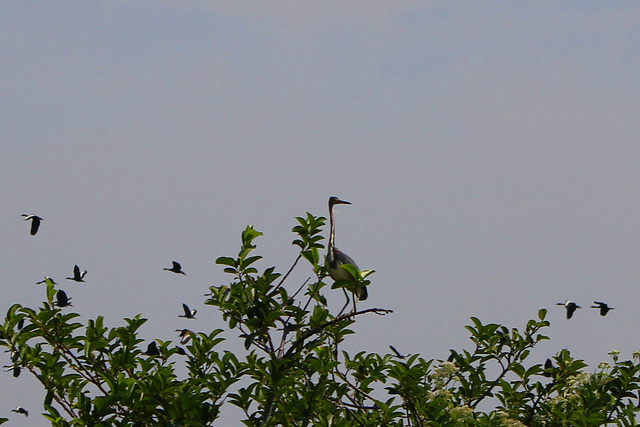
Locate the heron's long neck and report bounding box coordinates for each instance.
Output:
[328,207,336,258]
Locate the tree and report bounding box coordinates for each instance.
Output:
[2,212,640,426]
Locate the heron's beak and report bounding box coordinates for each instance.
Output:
[336,199,351,205]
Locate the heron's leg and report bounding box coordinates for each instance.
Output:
[338,288,350,317]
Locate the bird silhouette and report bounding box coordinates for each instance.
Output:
[21,214,43,235]
[36,276,56,285]
[56,290,72,307]
[179,303,197,319]
[325,196,367,314]
[11,406,28,416]
[144,341,160,356]
[66,265,87,282]
[389,345,409,359]
[590,301,615,316]
[543,358,556,377]
[163,261,186,275]
[556,300,581,319]
[175,329,194,345]
[4,365,20,378]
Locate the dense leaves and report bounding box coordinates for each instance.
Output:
[2,213,640,425]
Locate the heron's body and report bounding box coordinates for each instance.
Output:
[556,300,580,319]
[21,214,43,235]
[591,301,614,316]
[36,276,56,285]
[326,196,368,302]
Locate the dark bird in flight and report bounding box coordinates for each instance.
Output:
[325,197,367,314]
[144,341,160,356]
[11,406,28,416]
[163,261,186,275]
[4,365,20,378]
[66,265,87,282]
[56,290,72,307]
[21,214,43,235]
[543,358,556,377]
[590,301,615,316]
[556,300,581,319]
[389,345,409,359]
[179,303,197,319]
[175,329,194,345]
[36,276,56,285]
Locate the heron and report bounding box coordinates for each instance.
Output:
[590,301,614,316]
[325,196,367,314]
[11,406,28,417]
[144,341,159,356]
[164,261,186,275]
[21,214,43,236]
[56,290,72,307]
[66,265,87,282]
[175,329,194,345]
[556,300,581,319]
[179,303,197,319]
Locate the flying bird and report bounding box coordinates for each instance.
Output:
[175,329,194,345]
[163,261,186,275]
[389,345,409,359]
[325,197,367,313]
[543,358,555,377]
[56,290,72,307]
[556,300,581,319]
[11,406,28,416]
[179,303,197,319]
[36,276,56,285]
[21,214,43,235]
[4,365,20,378]
[66,265,87,282]
[144,341,160,356]
[590,301,615,316]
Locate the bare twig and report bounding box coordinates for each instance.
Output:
[282,308,392,360]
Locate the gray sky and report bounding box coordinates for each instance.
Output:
[2,2,640,424]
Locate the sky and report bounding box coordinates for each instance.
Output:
[2,1,640,424]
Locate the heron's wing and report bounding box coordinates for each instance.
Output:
[73,265,80,278]
[173,261,181,270]
[182,304,190,316]
[334,248,359,269]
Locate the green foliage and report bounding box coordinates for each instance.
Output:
[2,212,640,425]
